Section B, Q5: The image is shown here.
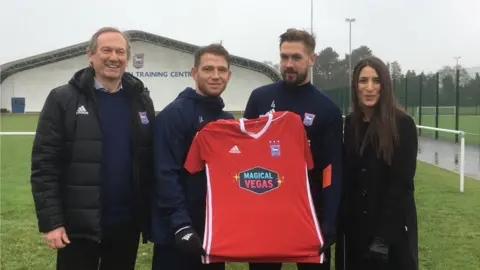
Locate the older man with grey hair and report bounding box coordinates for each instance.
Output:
[30,27,155,270]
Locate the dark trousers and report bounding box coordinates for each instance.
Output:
[152,244,225,270]
[248,247,331,270]
[56,221,140,270]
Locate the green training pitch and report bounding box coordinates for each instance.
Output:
[413,115,480,146]
[1,114,479,269]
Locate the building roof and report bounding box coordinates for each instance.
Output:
[0,30,282,84]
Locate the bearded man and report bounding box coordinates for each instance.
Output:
[243,28,344,270]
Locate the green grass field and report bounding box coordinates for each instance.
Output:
[413,115,480,146]
[1,114,480,269]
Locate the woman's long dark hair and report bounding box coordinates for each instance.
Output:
[350,56,403,165]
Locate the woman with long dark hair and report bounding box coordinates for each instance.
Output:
[342,56,419,269]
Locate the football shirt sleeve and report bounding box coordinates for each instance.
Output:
[184,132,205,174]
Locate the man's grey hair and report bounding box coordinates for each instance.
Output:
[86,27,131,60]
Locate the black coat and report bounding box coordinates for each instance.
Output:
[340,110,419,270]
[30,67,155,243]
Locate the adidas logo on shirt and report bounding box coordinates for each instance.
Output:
[229,145,241,154]
[76,105,89,115]
[182,233,193,241]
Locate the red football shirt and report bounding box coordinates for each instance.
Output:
[184,111,325,264]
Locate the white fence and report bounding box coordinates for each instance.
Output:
[0,125,467,192]
[0,132,35,135]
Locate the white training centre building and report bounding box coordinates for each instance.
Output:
[0,30,281,113]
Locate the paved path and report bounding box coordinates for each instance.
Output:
[417,137,480,180]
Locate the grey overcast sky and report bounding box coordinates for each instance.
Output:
[1,0,479,74]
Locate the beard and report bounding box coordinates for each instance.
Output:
[281,68,308,86]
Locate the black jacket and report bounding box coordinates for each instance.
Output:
[30,67,155,242]
[150,87,233,244]
[340,110,419,270]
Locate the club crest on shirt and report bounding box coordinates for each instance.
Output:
[303,113,316,126]
[269,140,280,157]
[235,167,282,194]
[138,111,149,124]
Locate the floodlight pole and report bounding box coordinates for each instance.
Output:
[345,18,356,86]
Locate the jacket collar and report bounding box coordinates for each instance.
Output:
[69,67,145,97]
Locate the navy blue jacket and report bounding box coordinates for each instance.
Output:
[151,87,234,245]
[243,81,343,239]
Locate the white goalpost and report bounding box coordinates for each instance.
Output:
[415,106,456,117]
[0,125,467,193]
